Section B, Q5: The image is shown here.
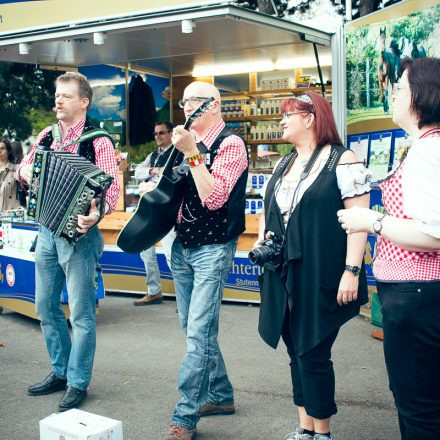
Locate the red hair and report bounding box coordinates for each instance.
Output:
[280,92,342,147]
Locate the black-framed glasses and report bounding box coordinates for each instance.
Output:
[153,130,171,136]
[178,96,213,108]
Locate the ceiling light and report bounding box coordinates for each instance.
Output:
[181,19,195,34]
[18,42,31,55]
[93,32,105,45]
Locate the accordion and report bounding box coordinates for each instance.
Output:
[27,146,114,244]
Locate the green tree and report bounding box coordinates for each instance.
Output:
[235,0,403,19]
[0,63,60,139]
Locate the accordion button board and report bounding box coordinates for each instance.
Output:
[27,147,114,244]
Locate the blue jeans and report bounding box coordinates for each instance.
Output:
[140,228,176,296]
[170,238,237,429]
[34,226,104,390]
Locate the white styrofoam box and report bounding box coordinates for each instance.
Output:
[40,409,122,440]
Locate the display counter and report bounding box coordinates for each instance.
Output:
[0,214,378,322]
[98,211,262,302]
[0,221,104,319]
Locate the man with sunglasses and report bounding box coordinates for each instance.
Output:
[134,120,176,306]
[164,82,248,440]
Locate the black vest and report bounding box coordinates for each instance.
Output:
[39,118,99,164]
[150,145,172,168]
[177,128,248,249]
[258,144,368,353]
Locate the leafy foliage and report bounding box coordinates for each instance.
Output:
[122,140,158,164]
[234,0,403,19]
[0,63,59,140]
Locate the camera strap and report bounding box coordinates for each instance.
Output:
[278,145,322,216]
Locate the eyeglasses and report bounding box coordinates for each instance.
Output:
[153,130,171,136]
[282,111,309,119]
[178,96,212,108]
[0,146,7,151]
[393,83,408,93]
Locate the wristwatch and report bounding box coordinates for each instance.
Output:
[345,265,361,276]
[373,213,386,235]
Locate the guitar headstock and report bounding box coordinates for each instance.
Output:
[184,97,216,129]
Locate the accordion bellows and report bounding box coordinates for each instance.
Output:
[27,146,114,244]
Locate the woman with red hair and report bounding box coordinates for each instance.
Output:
[254,92,370,439]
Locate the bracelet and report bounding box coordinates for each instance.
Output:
[187,153,203,168]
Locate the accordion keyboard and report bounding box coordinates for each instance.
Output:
[27,147,114,244]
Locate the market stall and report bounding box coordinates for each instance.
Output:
[0,0,347,316]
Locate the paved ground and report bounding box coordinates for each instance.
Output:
[0,294,400,440]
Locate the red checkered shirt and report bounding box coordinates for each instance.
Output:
[177,119,247,223]
[373,134,440,281]
[17,118,120,213]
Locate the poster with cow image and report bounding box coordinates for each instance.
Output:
[345,1,440,128]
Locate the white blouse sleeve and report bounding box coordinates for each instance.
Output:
[336,162,372,200]
[402,137,440,238]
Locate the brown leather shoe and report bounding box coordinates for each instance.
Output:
[133,293,163,306]
[199,401,235,417]
[164,424,197,440]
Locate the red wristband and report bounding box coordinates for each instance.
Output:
[188,153,203,168]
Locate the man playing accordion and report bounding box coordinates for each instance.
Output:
[17,72,120,411]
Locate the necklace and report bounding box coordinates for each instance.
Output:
[299,158,308,168]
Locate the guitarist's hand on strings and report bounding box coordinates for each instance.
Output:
[77,199,100,233]
[172,126,199,158]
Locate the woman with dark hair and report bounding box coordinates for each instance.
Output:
[338,57,440,438]
[254,92,371,440]
[0,137,20,211]
[11,141,24,165]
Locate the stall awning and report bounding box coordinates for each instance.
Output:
[0,2,332,76]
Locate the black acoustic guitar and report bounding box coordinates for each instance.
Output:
[117,97,215,254]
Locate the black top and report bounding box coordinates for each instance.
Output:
[128,75,156,145]
[258,144,368,355]
[150,146,172,168]
[177,127,248,249]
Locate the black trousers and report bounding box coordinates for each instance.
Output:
[282,309,339,419]
[377,280,440,439]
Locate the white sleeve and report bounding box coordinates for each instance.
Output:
[134,153,153,181]
[402,137,440,238]
[336,162,372,200]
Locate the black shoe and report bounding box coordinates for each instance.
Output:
[58,386,87,412]
[28,372,67,396]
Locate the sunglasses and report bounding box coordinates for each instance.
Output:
[153,130,171,136]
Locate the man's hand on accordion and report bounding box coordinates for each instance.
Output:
[18,164,33,184]
[77,199,100,234]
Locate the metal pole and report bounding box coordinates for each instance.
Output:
[313,43,326,98]
[346,0,352,21]
[366,57,370,108]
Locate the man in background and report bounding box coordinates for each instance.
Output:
[134,121,176,305]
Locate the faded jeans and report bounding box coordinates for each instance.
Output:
[140,228,176,296]
[170,237,237,429]
[34,226,104,390]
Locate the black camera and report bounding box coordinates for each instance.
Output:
[248,233,283,270]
